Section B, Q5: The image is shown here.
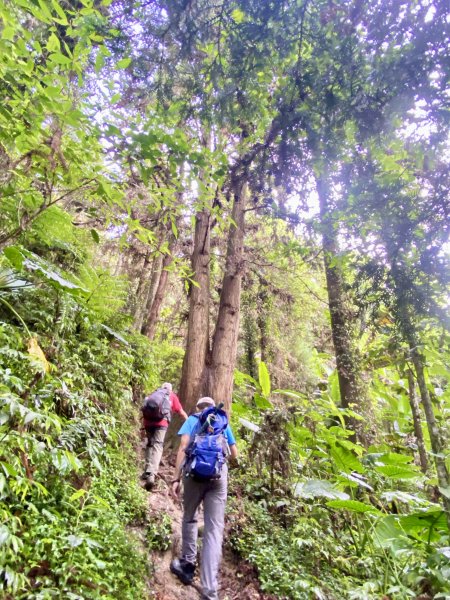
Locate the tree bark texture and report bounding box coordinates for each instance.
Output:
[316,173,368,442]
[407,368,428,474]
[133,248,153,329]
[203,181,248,412]
[178,208,211,413]
[141,240,176,340]
[139,253,163,334]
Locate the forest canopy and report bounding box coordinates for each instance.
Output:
[0,0,449,598]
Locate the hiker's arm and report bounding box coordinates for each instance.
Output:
[229,443,238,460]
[171,434,189,498]
[174,434,190,479]
[172,393,188,421]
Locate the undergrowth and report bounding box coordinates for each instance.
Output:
[0,273,160,598]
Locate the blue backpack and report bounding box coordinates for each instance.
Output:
[184,406,228,481]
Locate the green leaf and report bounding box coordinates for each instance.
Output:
[100,324,129,345]
[46,32,60,52]
[51,0,68,24]
[231,8,245,23]
[2,26,16,41]
[116,57,131,69]
[372,516,404,548]
[439,486,450,499]
[67,534,84,547]
[376,452,413,466]
[238,417,260,432]
[258,361,271,397]
[4,247,89,297]
[329,443,364,474]
[90,229,100,243]
[294,479,349,500]
[69,489,88,502]
[254,393,273,410]
[326,499,381,514]
[375,465,420,480]
[400,509,448,534]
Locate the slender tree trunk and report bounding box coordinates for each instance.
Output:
[401,315,450,520]
[257,287,271,364]
[133,248,152,328]
[243,311,258,379]
[142,242,176,340]
[203,181,248,412]
[316,172,368,442]
[139,253,163,334]
[392,267,450,521]
[407,368,428,474]
[178,208,211,413]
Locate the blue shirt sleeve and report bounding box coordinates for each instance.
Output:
[225,425,236,446]
[177,415,198,436]
[178,416,236,445]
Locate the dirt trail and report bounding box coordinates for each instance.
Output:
[143,447,269,600]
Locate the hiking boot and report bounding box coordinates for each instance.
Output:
[140,470,151,481]
[144,473,155,490]
[170,558,195,585]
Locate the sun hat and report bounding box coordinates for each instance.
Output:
[196,396,215,408]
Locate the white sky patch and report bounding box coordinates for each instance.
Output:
[424,4,436,23]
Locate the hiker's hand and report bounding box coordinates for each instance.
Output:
[171,480,181,498]
[229,456,240,470]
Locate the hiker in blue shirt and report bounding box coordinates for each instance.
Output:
[170,397,238,600]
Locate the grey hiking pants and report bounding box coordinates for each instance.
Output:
[144,427,167,475]
[182,465,228,600]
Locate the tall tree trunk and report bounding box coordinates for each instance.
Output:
[203,181,248,412]
[316,172,368,442]
[138,253,163,333]
[407,368,428,474]
[141,240,176,340]
[178,208,211,413]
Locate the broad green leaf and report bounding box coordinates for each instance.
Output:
[326,499,381,514]
[372,516,405,548]
[67,534,84,547]
[234,369,257,388]
[400,509,448,534]
[100,324,129,345]
[238,417,260,432]
[258,361,271,397]
[375,465,420,480]
[254,393,273,410]
[337,472,373,491]
[294,479,349,500]
[329,443,364,474]
[375,452,413,466]
[438,486,450,499]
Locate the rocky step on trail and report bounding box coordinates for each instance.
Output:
[142,449,274,600]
